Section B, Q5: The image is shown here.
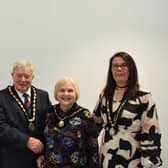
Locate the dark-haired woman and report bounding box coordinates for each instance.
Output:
[93,52,162,168]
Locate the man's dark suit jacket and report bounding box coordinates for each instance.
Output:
[0,86,51,168]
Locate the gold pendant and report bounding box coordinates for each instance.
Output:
[58,120,64,127]
[28,122,35,132]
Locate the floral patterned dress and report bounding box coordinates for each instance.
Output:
[93,90,162,168]
[43,103,99,168]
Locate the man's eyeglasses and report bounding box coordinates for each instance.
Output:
[112,63,128,70]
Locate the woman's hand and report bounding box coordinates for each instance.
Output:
[36,155,45,168]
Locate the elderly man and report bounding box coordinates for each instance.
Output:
[0,61,51,168]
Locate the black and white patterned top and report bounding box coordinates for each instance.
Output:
[93,89,162,168]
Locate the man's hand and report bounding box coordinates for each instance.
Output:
[27,137,44,154]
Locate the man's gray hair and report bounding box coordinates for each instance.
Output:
[12,60,34,75]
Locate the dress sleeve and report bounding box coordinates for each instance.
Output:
[92,92,104,132]
[83,110,99,168]
[93,92,103,117]
[140,93,162,167]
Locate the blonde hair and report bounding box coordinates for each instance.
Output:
[54,76,80,101]
[12,60,34,76]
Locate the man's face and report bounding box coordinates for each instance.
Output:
[12,66,34,93]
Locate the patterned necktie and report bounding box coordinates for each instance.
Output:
[23,93,31,114]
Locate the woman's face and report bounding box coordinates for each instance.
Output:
[56,81,77,111]
[111,56,129,86]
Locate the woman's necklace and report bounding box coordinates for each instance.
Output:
[116,85,127,89]
[106,99,127,135]
[8,86,37,132]
[114,87,126,102]
[53,106,82,128]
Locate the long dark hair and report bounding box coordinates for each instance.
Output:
[104,51,139,100]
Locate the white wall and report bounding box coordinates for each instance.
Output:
[0,0,167,166]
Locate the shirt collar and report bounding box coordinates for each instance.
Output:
[14,87,31,98]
